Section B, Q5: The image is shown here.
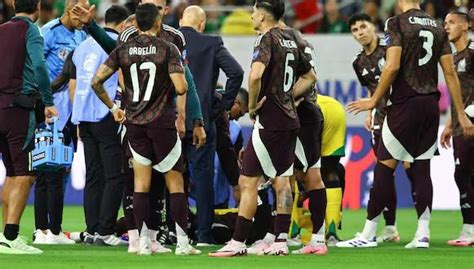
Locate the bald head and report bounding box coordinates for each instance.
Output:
[180,5,206,33]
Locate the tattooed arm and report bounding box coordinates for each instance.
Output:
[91,64,125,123]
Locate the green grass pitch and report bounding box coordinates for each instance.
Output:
[1,206,473,269]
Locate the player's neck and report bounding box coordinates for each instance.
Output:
[260,21,278,34]
[364,36,378,55]
[60,15,74,31]
[400,3,420,13]
[15,12,36,22]
[454,34,470,52]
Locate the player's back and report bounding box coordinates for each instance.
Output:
[113,34,182,126]
[386,9,451,103]
[254,27,312,130]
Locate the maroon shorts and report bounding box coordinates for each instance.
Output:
[377,95,439,162]
[453,135,474,177]
[125,120,183,173]
[241,123,298,178]
[295,119,322,172]
[0,107,34,176]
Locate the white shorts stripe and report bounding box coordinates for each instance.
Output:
[310,157,321,169]
[152,133,182,173]
[295,137,308,172]
[381,116,414,162]
[252,116,277,178]
[128,142,152,166]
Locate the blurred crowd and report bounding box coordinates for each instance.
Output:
[1,0,474,34]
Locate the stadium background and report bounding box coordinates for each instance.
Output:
[0,35,458,210]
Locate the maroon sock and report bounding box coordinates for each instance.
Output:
[133,192,150,234]
[169,193,188,235]
[411,160,433,218]
[367,163,395,220]
[149,173,166,231]
[273,214,291,241]
[383,177,397,226]
[233,216,252,243]
[308,189,326,234]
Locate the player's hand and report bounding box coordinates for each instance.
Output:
[71,4,95,25]
[364,112,373,132]
[249,96,267,121]
[347,98,376,114]
[176,115,186,139]
[232,185,241,204]
[459,113,474,138]
[193,126,206,148]
[113,109,126,124]
[44,106,58,124]
[440,125,452,149]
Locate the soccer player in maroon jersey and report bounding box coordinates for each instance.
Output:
[209,0,316,257]
[349,13,404,244]
[441,11,474,247]
[343,0,474,249]
[90,3,200,256]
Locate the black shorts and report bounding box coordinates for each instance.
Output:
[295,119,322,172]
[0,107,34,176]
[378,95,439,162]
[241,120,297,178]
[125,120,183,173]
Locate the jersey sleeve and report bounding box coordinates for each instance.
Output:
[252,33,272,67]
[103,47,121,71]
[384,17,402,48]
[298,49,313,76]
[168,44,184,74]
[440,31,452,56]
[352,58,367,86]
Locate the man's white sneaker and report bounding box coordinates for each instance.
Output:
[138,235,152,256]
[32,230,47,244]
[209,239,246,257]
[405,237,429,249]
[94,234,128,246]
[151,240,172,253]
[175,243,201,255]
[377,227,400,243]
[336,233,377,248]
[247,240,271,255]
[45,230,75,245]
[0,234,43,255]
[263,241,289,256]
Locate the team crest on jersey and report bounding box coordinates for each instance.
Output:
[182,49,187,61]
[457,58,467,73]
[58,48,70,61]
[384,34,391,46]
[378,58,386,71]
[253,50,260,60]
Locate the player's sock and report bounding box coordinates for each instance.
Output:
[367,163,395,220]
[263,232,276,243]
[361,215,380,240]
[308,189,326,238]
[274,214,291,242]
[462,224,474,236]
[123,172,136,230]
[455,172,474,226]
[233,216,253,243]
[383,177,397,226]
[169,193,188,239]
[411,160,432,238]
[133,192,150,236]
[325,187,342,232]
[415,208,430,238]
[4,224,20,241]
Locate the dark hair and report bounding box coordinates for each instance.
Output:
[135,3,160,31]
[137,0,171,6]
[40,0,53,12]
[348,13,372,28]
[255,0,285,21]
[14,0,40,14]
[105,5,130,25]
[364,0,380,7]
[448,11,471,24]
[237,88,249,108]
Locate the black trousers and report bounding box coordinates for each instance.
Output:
[34,119,76,234]
[80,115,124,235]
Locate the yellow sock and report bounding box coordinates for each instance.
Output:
[325,187,342,235]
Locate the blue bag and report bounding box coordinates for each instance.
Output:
[31,117,73,171]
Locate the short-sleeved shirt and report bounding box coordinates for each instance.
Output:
[452,41,474,136]
[117,24,186,60]
[104,34,184,126]
[353,38,389,133]
[317,95,346,157]
[384,9,451,104]
[252,27,312,130]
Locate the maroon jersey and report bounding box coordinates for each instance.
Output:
[118,24,186,59]
[252,27,312,130]
[452,41,474,136]
[385,9,451,104]
[104,34,184,125]
[353,38,390,134]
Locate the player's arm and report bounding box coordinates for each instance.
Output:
[440,54,474,136]
[91,64,117,109]
[248,62,267,120]
[27,23,57,121]
[292,69,317,98]
[71,4,116,54]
